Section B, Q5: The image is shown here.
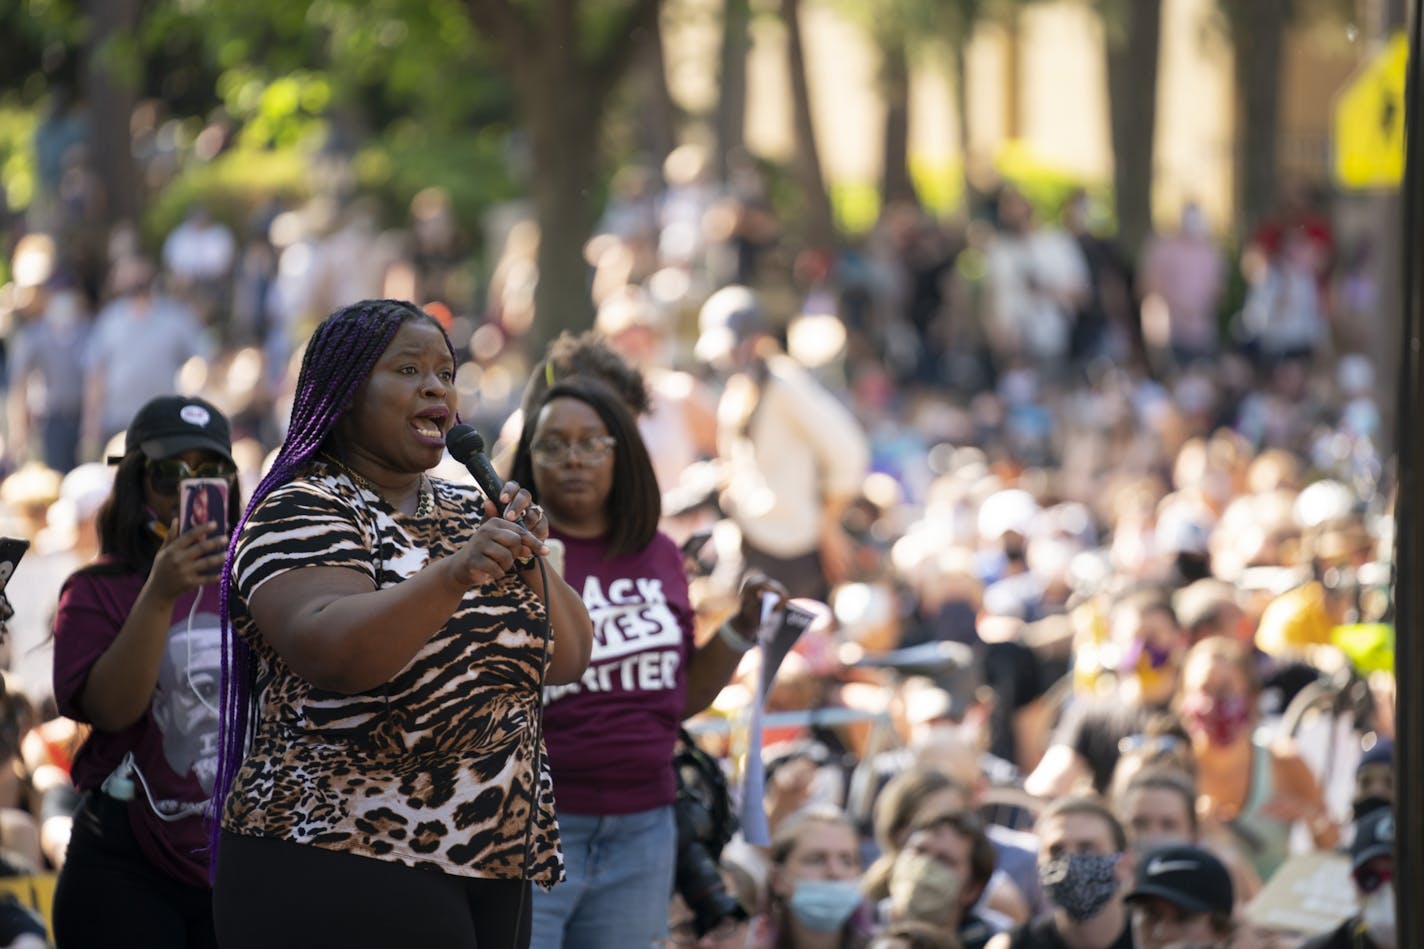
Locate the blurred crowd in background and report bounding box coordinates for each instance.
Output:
[0,120,1399,949]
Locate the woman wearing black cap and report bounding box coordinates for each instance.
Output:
[50,394,241,949]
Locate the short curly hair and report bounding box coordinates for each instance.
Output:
[520,331,650,419]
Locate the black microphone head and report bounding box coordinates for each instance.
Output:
[445,423,485,461]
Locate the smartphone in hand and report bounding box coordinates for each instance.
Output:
[179,479,230,538]
[0,537,30,595]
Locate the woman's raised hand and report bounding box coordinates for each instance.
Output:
[149,521,229,599]
[448,481,549,588]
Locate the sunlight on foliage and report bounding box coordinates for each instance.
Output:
[0,109,38,212]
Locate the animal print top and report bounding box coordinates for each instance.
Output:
[220,461,563,886]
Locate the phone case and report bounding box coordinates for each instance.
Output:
[179,479,230,537]
[0,537,29,594]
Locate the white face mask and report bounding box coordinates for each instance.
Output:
[1361,883,1396,949]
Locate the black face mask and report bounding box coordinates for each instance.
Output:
[1353,796,1393,822]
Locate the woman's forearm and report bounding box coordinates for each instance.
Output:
[79,582,180,731]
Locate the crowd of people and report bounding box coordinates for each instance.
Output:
[0,131,1400,949]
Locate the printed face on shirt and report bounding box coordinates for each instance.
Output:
[338,319,456,476]
[530,396,615,536]
[153,615,223,793]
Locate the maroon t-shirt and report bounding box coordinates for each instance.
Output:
[542,530,695,815]
[53,562,221,887]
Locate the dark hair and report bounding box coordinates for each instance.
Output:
[873,767,969,853]
[93,452,161,573]
[508,377,660,558]
[210,299,453,874]
[520,331,650,420]
[907,808,996,893]
[1038,793,1129,853]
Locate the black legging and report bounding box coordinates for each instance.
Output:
[212,831,531,949]
[52,791,217,949]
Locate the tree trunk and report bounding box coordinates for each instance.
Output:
[83,0,142,231]
[879,34,916,207]
[1231,0,1288,239]
[780,0,835,248]
[715,0,751,184]
[520,74,604,349]
[1103,0,1161,256]
[949,38,972,211]
[635,7,678,173]
[469,0,662,351]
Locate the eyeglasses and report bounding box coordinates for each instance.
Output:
[1354,865,1393,894]
[530,435,617,466]
[146,459,237,496]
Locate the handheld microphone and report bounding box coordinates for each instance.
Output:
[445,423,506,508]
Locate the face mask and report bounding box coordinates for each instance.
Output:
[1040,852,1121,923]
[788,879,861,933]
[889,851,962,925]
[1361,883,1396,948]
[1182,692,1252,747]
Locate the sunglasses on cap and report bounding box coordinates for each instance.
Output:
[145,459,237,496]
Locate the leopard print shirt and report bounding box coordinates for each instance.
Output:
[220,462,563,886]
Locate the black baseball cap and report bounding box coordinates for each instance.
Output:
[109,395,234,466]
[1126,844,1233,915]
[1351,807,1394,870]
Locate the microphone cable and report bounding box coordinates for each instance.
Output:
[511,552,553,949]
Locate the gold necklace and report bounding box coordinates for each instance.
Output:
[322,454,434,517]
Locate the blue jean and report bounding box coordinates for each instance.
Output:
[530,805,676,949]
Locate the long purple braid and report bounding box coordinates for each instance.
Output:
[208,299,457,878]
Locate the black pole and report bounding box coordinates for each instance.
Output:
[1396,1,1422,944]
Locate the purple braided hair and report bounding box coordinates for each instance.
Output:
[208,299,458,878]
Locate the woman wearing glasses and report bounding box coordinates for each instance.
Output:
[50,394,239,948]
[510,377,782,948]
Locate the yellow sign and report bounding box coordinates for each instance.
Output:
[1333,32,1408,190]
[0,872,56,938]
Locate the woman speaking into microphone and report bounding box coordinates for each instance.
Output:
[210,299,592,949]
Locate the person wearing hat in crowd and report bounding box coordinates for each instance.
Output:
[695,284,869,601]
[1123,843,1235,949]
[49,395,241,948]
[1301,807,1396,949]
